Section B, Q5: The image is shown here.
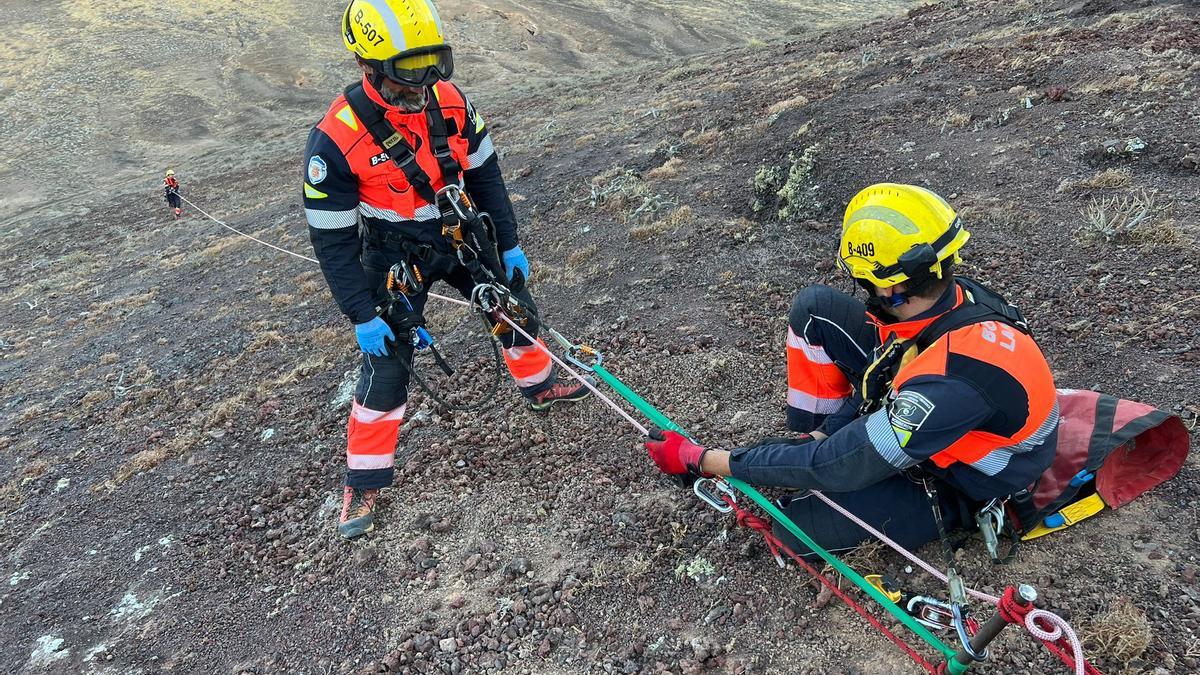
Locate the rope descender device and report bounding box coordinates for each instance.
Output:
[545,327,603,373]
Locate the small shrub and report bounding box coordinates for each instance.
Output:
[754,144,822,222]
[1078,190,1155,243]
[588,167,673,224]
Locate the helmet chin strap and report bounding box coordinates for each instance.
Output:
[857,277,909,312]
[864,292,908,313]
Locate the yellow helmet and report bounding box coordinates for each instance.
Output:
[838,183,969,288]
[166,169,175,176]
[342,0,453,87]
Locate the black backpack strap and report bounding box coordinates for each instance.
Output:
[912,279,1030,352]
[342,83,439,204]
[424,92,462,191]
[956,277,1030,335]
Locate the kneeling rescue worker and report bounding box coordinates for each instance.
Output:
[646,184,1060,555]
[304,0,591,539]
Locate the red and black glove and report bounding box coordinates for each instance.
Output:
[644,429,710,476]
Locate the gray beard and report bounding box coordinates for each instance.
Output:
[382,86,428,112]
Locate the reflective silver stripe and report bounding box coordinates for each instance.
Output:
[866,408,917,469]
[787,327,835,364]
[787,388,846,414]
[969,448,1012,476]
[305,208,358,230]
[413,203,441,221]
[466,134,495,169]
[358,202,441,223]
[968,402,1060,476]
[1009,401,1060,454]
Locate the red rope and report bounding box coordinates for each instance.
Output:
[726,497,941,674]
[998,587,1103,675]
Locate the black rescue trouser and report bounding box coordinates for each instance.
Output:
[345,240,554,490]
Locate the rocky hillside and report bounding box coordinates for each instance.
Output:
[1,0,1198,673]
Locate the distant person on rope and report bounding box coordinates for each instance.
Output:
[304,0,592,539]
[645,184,1060,556]
[164,169,182,218]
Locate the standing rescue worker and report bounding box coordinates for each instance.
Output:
[164,170,182,218]
[645,184,1060,555]
[304,0,591,539]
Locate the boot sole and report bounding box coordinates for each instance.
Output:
[338,519,375,540]
[528,389,592,412]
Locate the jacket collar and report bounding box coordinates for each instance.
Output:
[871,282,964,341]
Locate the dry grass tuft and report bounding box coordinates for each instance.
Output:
[81,389,114,410]
[0,480,22,513]
[767,94,810,117]
[646,157,684,181]
[629,206,694,242]
[566,243,599,268]
[206,393,248,429]
[932,109,972,131]
[1058,168,1131,192]
[1084,597,1151,667]
[105,433,201,490]
[272,355,333,388]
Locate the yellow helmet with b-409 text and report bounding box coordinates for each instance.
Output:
[838,183,969,298]
[342,0,453,87]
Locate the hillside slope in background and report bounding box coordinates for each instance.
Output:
[1,0,1198,673]
[0,0,913,223]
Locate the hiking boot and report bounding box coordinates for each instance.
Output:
[338,486,378,539]
[526,377,594,412]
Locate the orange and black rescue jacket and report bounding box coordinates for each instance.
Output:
[731,280,1059,501]
[301,77,516,323]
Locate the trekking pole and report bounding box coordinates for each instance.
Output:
[944,584,1037,671]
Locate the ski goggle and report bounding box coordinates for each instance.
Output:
[374,45,454,87]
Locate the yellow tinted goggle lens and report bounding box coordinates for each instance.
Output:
[392,53,441,70]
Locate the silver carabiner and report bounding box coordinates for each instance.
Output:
[470,283,504,313]
[952,603,989,662]
[975,498,1006,561]
[693,477,735,513]
[436,182,472,222]
[906,595,955,632]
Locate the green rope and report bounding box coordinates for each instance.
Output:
[590,363,961,664]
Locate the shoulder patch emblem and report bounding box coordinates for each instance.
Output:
[335,104,359,131]
[888,390,936,445]
[307,156,328,185]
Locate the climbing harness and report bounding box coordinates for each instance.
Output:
[178,192,1097,674]
[381,264,502,412]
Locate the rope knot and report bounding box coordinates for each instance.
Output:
[998,586,1032,625]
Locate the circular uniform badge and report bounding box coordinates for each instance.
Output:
[308,156,329,185]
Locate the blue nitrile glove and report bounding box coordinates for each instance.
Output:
[501,246,530,283]
[355,317,395,357]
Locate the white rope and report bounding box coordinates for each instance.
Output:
[805,488,1085,671]
[176,192,321,264]
[181,192,645,430]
